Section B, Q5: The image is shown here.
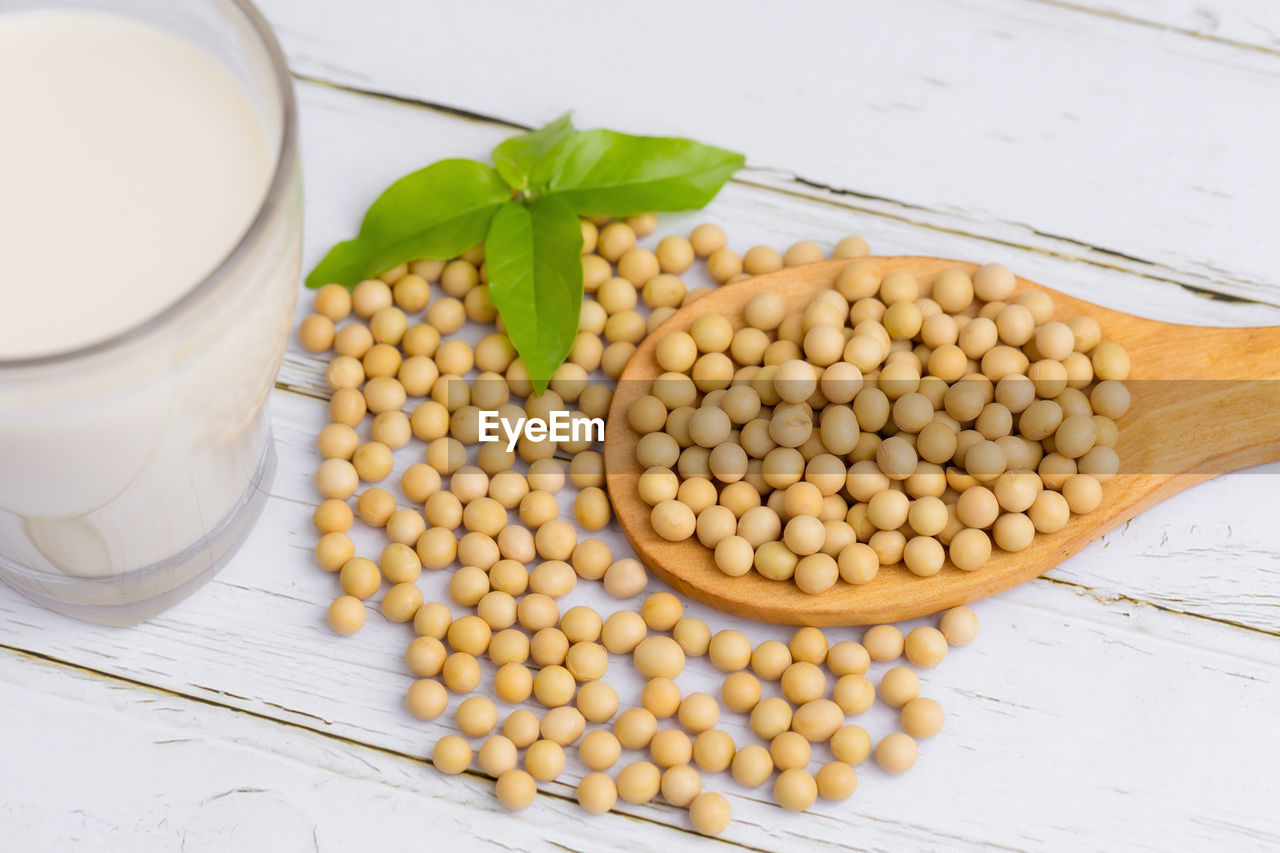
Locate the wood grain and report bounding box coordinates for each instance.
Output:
[605,257,1280,625]
[258,0,1280,294]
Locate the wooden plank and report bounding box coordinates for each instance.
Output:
[2,522,1277,850]
[733,170,1280,309]
[1045,467,1280,635]
[256,0,1280,300]
[0,650,728,852]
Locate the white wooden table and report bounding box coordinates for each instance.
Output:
[4,2,1279,850]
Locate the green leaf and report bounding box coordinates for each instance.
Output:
[537,130,744,216]
[485,197,584,394]
[491,113,575,192]
[306,159,510,288]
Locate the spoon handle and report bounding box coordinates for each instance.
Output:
[1122,323,1280,476]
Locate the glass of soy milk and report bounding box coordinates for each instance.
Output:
[0,0,301,625]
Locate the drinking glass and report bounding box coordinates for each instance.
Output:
[0,0,300,625]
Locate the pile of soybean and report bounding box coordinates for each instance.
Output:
[303,218,985,836]
[632,262,1130,592]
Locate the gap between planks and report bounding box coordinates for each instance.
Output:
[1035,575,1280,641]
[288,71,1278,310]
[1020,0,1280,56]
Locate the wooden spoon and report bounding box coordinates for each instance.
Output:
[604,257,1280,625]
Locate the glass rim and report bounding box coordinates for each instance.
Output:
[0,0,299,371]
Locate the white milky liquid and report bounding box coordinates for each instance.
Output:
[0,11,271,358]
[0,9,300,622]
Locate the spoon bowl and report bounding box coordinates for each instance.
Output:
[604,257,1280,625]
